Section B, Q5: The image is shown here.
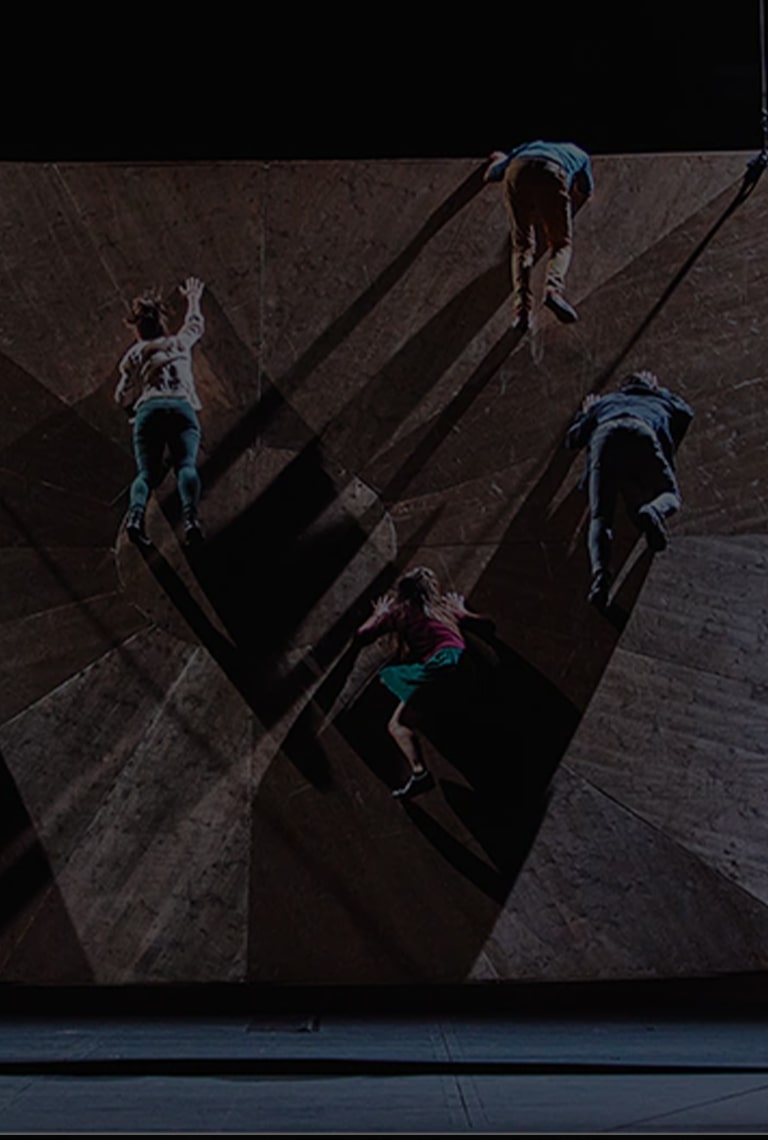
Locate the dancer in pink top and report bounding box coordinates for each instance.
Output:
[357,566,480,799]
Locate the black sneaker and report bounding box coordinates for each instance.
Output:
[512,309,531,333]
[183,517,204,547]
[544,291,579,323]
[126,509,151,547]
[392,769,434,800]
[588,572,611,610]
[637,504,667,552]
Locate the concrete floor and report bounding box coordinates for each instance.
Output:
[3,1013,768,1133]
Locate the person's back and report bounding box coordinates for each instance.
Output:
[565,371,694,609]
[566,374,694,461]
[115,277,207,547]
[507,140,594,195]
[389,599,466,663]
[117,307,204,413]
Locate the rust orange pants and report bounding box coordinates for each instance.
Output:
[503,157,573,316]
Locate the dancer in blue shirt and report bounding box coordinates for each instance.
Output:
[484,140,594,331]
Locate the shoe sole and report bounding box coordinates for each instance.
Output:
[544,296,578,323]
[127,527,152,547]
[392,774,434,799]
[638,510,667,552]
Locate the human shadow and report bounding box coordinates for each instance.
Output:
[335,428,661,903]
[334,615,578,904]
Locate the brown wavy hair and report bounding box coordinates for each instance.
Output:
[392,566,461,637]
[126,289,169,339]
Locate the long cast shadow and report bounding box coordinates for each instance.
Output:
[336,429,661,902]
[593,161,766,391]
[321,260,511,472]
[333,614,578,903]
[192,168,486,498]
[0,749,93,983]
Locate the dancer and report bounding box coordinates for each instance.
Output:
[566,370,694,609]
[356,566,478,799]
[483,140,594,331]
[115,276,206,547]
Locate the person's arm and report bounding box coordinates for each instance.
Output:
[663,390,695,447]
[114,350,140,414]
[177,276,205,347]
[666,391,695,422]
[576,154,595,198]
[565,392,600,450]
[356,595,395,640]
[657,386,694,423]
[444,591,484,621]
[483,150,512,183]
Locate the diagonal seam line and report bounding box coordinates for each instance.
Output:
[574,170,746,309]
[608,1076,768,1133]
[564,762,768,916]
[437,1021,474,1131]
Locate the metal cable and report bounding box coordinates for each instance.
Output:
[747,0,768,182]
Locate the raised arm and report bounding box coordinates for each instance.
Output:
[356,594,395,639]
[565,392,601,450]
[177,276,206,346]
[444,591,485,621]
[577,154,595,197]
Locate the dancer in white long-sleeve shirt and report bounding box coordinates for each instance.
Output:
[115,276,206,547]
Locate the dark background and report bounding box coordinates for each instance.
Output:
[7,7,765,162]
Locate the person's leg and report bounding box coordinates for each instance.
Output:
[586,427,619,606]
[538,165,578,322]
[388,700,425,772]
[388,701,435,799]
[167,404,203,543]
[127,404,168,544]
[633,431,682,551]
[503,161,536,330]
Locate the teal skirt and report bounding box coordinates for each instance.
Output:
[379,647,464,703]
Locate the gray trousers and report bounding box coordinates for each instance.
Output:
[587,416,680,581]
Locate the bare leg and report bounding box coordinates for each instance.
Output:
[388,701,435,799]
[387,701,425,774]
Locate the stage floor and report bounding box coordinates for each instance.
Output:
[1,1012,768,1133]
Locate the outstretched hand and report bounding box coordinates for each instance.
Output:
[482,150,508,183]
[445,590,469,616]
[179,276,205,300]
[356,592,394,638]
[582,392,602,412]
[371,594,393,618]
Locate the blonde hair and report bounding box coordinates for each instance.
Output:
[393,566,461,636]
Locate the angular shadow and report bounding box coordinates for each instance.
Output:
[593,166,764,391]
[190,168,486,498]
[322,260,511,472]
[0,749,93,983]
[398,620,578,895]
[187,438,382,727]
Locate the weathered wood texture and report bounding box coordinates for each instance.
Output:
[0,154,766,983]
